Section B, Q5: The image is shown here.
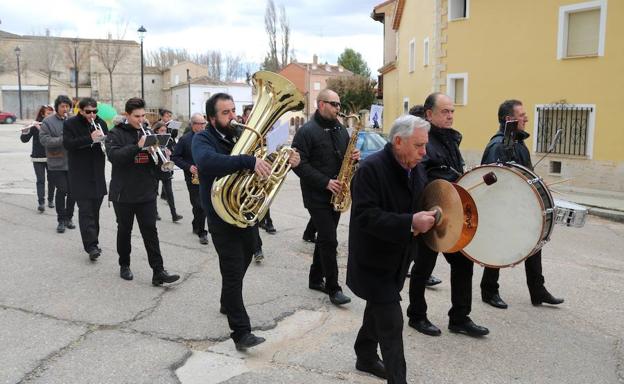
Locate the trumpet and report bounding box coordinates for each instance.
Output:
[90,118,106,154]
[139,125,175,172]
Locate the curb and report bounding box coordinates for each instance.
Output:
[588,207,624,224]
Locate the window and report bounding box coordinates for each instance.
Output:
[557,0,607,59]
[408,39,416,72]
[423,37,430,66]
[446,73,468,105]
[534,104,595,157]
[449,0,469,21]
[403,97,409,114]
[69,68,77,84]
[174,75,180,85]
[314,82,321,91]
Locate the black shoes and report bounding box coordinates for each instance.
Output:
[48,201,55,208]
[309,281,327,293]
[408,318,442,336]
[448,319,489,337]
[259,220,276,234]
[425,275,442,287]
[531,291,564,306]
[253,249,264,263]
[88,248,101,261]
[482,293,508,309]
[234,333,266,351]
[152,270,180,286]
[37,203,45,213]
[120,266,133,281]
[329,290,351,306]
[302,232,316,243]
[199,234,209,245]
[172,214,183,222]
[56,222,65,233]
[356,358,387,380]
[156,214,162,221]
[65,219,76,229]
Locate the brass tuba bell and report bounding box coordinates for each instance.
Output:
[210,71,304,228]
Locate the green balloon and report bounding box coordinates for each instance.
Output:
[96,103,118,126]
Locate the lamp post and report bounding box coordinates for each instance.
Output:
[72,39,79,99]
[14,46,22,120]
[187,68,191,119]
[137,25,146,100]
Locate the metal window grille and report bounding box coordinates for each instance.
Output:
[535,104,592,156]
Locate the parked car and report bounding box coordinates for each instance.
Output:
[356,130,389,160]
[0,111,17,124]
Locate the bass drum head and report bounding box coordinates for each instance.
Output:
[457,165,544,267]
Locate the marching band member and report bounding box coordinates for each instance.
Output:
[63,97,108,261]
[153,121,183,222]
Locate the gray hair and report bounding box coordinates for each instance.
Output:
[388,115,430,142]
[190,112,204,123]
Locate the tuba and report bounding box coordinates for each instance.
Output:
[331,112,362,212]
[210,71,304,228]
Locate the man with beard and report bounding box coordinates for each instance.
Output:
[192,93,300,351]
[63,97,108,261]
[291,89,360,306]
[407,93,489,337]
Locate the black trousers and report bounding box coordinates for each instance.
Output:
[112,200,164,271]
[48,170,75,223]
[480,249,546,299]
[210,224,255,342]
[76,197,104,253]
[186,181,206,236]
[355,301,407,384]
[252,224,263,253]
[307,207,341,294]
[303,217,316,237]
[407,246,474,324]
[33,162,55,204]
[157,178,177,218]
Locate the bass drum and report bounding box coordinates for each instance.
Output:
[456,164,555,268]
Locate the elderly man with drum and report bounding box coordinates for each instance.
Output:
[479,99,564,309]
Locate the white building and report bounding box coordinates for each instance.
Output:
[169,77,252,120]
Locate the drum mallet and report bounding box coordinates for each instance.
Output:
[466,171,498,192]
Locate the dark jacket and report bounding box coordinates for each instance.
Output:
[63,114,108,200]
[291,111,350,209]
[422,124,465,182]
[347,143,428,303]
[39,114,68,171]
[105,123,159,203]
[172,130,198,183]
[156,137,176,181]
[192,123,256,228]
[20,125,47,159]
[481,128,533,169]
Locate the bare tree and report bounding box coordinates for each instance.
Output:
[94,34,126,106]
[225,54,243,82]
[146,47,191,71]
[279,5,290,68]
[262,0,292,72]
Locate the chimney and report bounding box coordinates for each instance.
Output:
[312,54,318,65]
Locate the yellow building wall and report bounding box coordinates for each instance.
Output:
[382,69,400,130]
[445,0,623,162]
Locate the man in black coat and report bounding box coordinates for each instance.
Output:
[348,115,436,383]
[105,97,179,286]
[172,112,208,245]
[480,99,564,309]
[292,88,359,306]
[63,97,108,261]
[407,93,489,337]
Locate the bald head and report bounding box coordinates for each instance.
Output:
[316,88,341,121]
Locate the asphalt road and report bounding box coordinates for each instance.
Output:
[1,122,622,384]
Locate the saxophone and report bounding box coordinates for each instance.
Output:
[331,112,362,212]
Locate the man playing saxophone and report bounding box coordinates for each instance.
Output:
[192,93,301,351]
[292,88,360,306]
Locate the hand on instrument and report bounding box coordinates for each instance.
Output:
[137,135,147,148]
[351,148,361,161]
[326,179,343,195]
[190,165,198,175]
[164,148,172,157]
[91,129,104,141]
[254,158,271,178]
[412,210,437,235]
[288,149,300,168]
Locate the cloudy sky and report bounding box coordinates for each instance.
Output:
[1,0,385,73]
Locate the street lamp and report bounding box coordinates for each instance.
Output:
[72,39,79,99]
[14,46,22,120]
[137,25,146,100]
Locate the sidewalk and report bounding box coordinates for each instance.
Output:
[553,185,624,223]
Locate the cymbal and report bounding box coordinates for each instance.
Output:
[422,180,478,253]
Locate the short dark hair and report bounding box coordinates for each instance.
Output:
[205,93,233,118]
[152,121,166,131]
[159,108,172,116]
[243,105,253,114]
[408,104,425,118]
[78,97,97,110]
[423,92,444,116]
[498,99,523,125]
[54,95,72,111]
[125,97,146,114]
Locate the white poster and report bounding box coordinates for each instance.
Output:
[266,120,290,153]
[370,104,383,129]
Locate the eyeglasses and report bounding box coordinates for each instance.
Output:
[192,121,206,125]
[321,100,341,108]
[84,109,98,114]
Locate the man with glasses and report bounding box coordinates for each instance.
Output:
[292,89,360,306]
[63,98,108,261]
[172,113,209,245]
